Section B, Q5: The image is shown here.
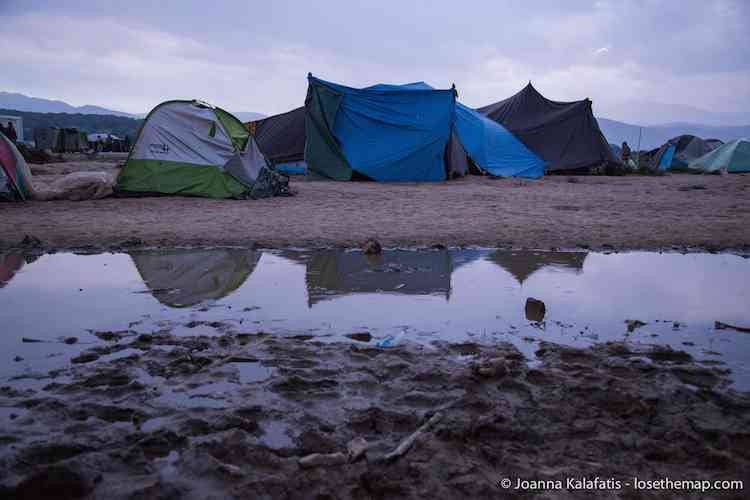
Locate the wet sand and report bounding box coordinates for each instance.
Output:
[1,163,749,251]
[1,331,748,499]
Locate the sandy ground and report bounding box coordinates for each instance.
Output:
[1,162,749,251]
[1,330,748,499]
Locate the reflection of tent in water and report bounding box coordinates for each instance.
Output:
[130,249,259,307]
[488,251,587,285]
[0,253,24,288]
[301,250,453,306]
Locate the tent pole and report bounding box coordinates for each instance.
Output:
[636,127,642,167]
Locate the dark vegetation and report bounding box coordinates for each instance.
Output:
[0,108,142,142]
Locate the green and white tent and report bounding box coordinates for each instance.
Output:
[117,100,274,199]
[688,138,750,174]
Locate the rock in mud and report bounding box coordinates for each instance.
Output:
[362,238,382,255]
[625,319,647,332]
[71,352,100,364]
[11,465,92,500]
[346,332,372,343]
[346,437,368,463]
[63,337,79,345]
[298,452,347,468]
[524,297,546,322]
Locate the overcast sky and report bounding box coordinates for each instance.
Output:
[1,0,748,123]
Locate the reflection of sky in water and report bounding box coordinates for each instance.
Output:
[1,249,748,389]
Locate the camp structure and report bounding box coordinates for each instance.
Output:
[650,135,724,171]
[247,107,307,175]
[33,127,88,153]
[304,75,545,181]
[130,249,259,308]
[478,83,619,173]
[688,138,750,174]
[116,100,275,199]
[488,251,588,286]
[0,132,34,201]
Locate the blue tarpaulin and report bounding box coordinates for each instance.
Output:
[454,103,545,178]
[307,76,454,181]
[371,82,545,178]
[305,76,545,181]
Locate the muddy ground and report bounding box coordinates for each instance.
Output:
[1,330,748,499]
[1,162,749,252]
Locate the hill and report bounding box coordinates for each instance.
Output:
[0,108,143,143]
[597,117,750,151]
[0,92,138,118]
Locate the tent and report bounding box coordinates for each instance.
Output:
[117,100,275,199]
[130,248,259,307]
[0,132,34,201]
[688,139,750,173]
[304,76,544,181]
[478,83,620,172]
[247,107,306,175]
[650,135,724,171]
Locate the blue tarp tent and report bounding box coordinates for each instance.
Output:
[454,102,545,178]
[371,82,546,179]
[304,75,545,181]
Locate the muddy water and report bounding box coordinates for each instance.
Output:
[1,248,749,388]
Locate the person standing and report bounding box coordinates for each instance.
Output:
[5,122,18,143]
[620,141,631,163]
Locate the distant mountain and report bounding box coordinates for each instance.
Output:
[0,92,138,118]
[597,117,750,151]
[233,111,266,122]
[0,108,142,143]
[598,100,750,127]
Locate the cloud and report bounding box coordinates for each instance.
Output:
[0,0,748,123]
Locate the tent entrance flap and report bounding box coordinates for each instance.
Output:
[304,82,353,181]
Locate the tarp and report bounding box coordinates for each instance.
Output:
[0,132,34,201]
[478,83,619,172]
[454,102,545,178]
[305,76,455,182]
[247,107,305,165]
[130,249,259,307]
[117,100,274,199]
[304,76,544,181]
[688,139,750,173]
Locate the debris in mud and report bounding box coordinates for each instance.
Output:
[298,452,347,468]
[63,336,79,345]
[678,184,707,191]
[346,437,368,463]
[20,235,43,248]
[21,337,46,343]
[71,352,100,364]
[625,319,647,332]
[715,321,750,333]
[382,412,443,463]
[13,356,23,362]
[524,297,546,322]
[362,238,383,255]
[346,332,373,343]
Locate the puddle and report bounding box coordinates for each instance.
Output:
[1,248,749,389]
[260,420,294,449]
[230,361,276,384]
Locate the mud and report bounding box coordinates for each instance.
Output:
[1,331,748,499]
[2,165,750,252]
